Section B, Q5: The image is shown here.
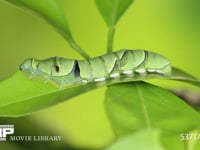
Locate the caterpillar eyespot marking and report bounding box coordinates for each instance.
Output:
[55,65,60,73]
[19,49,171,86]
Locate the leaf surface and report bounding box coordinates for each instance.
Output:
[105,129,164,150]
[105,81,200,136]
[95,0,134,26]
[0,72,97,117]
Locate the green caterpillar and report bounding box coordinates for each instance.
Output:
[19,49,171,85]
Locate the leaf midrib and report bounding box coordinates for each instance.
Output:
[136,83,152,129]
[110,0,120,27]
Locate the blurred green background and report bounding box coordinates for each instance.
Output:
[0,0,200,148]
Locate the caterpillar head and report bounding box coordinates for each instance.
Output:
[19,58,39,73]
[19,57,81,85]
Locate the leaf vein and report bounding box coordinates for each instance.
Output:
[136,84,151,129]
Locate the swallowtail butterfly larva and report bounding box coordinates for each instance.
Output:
[19,49,171,86]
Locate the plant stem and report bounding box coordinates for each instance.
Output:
[107,26,115,53]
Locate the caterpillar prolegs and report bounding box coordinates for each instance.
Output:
[19,50,171,86]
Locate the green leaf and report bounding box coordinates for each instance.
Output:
[105,81,200,137]
[105,129,164,150]
[0,72,97,117]
[2,0,90,58]
[160,132,186,150]
[161,130,200,150]
[192,130,200,150]
[95,0,134,52]
[170,66,200,87]
[0,66,200,117]
[95,0,134,26]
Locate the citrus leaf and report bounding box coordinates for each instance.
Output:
[0,71,97,117]
[105,129,164,150]
[105,81,200,137]
[160,132,185,150]
[170,66,200,87]
[2,0,90,58]
[95,0,134,26]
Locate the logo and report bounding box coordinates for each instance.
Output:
[0,125,62,142]
[0,125,14,141]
